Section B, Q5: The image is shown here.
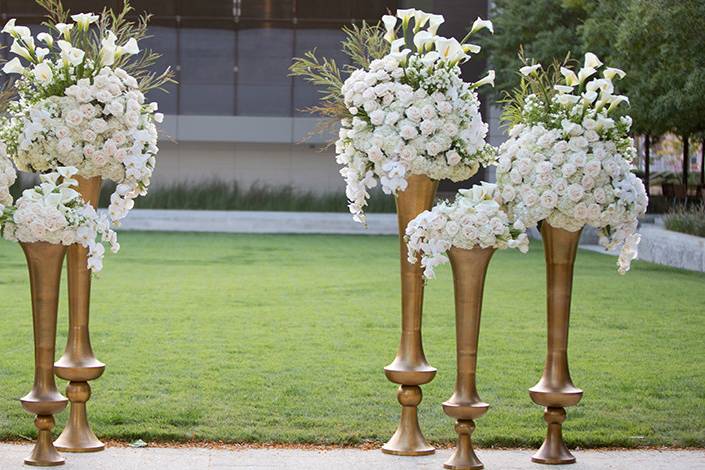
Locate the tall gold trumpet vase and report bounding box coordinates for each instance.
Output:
[382,174,439,456]
[53,176,106,453]
[20,242,69,466]
[529,222,584,465]
[442,247,494,470]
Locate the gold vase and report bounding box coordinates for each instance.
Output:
[442,247,494,470]
[20,242,69,467]
[529,222,584,464]
[53,176,106,453]
[382,174,439,456]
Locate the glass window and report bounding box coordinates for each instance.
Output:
[179,0,233,18]
[295,1,351,20]
[236,22,293,116]
[292,24,349,116]
[351,0,396,20]
[179,20,236,115]
[62,0,119,12]
[142,22,178,115]
[5,1,49,15]
[240,0,293,20]
[130,0,178,17]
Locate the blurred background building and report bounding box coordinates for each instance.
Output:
[0,0,495,195]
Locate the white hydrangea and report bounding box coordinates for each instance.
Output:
[335,11,495,225]
[497,54,648,274]
[0,167,119,272]
[405,182,529,279]
[0,141,16,207]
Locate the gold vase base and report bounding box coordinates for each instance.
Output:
[382,385,435,456]
[54,382,105,453]
[443,419,483,469]
[25,418,65,467]
[532,407,576,465]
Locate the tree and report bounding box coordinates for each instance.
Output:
[482,0,588,98]
[597,0,705,184]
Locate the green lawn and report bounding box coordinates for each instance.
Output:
[0,232,703,448]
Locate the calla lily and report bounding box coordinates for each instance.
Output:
[583,52,603,69]
[2,57,25,74]
[413,31,434,52]
[577,66,597,84]
[71,13,99,31]
[413,10,430,31]
[32,62,53,84]
[118,38,140,56]
[382,15,397,43]
[396,8,416,28]
[608,95,629,112]
[390,38,406,54]
[427,14,445,34]
[560,67,579,86]
[2,19,31,39]
[58,40,85,66]
[10,40,32,61]
[586,78,613,95]
[100,31,117,66]
[35,47,50,61]
[463,43,481,54]
[556,94,581,106]
[435,37,466,63]
[581,90,598,105]
[603,67,626,80]
[472,70,495,88]
[470,17,494,34]
[553,84,574,94]
[1,18,16,34]
[55,23,74,40]
[519,64,541,76]
[37,32,54,47]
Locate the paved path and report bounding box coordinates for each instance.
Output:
[1,445,703,469]
[111,209,398,235]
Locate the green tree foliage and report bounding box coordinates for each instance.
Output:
[481,0,588,98]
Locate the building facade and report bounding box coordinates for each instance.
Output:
[1,0,495,193]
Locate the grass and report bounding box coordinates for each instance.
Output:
[0,233,703,449]
[664,204,705,237]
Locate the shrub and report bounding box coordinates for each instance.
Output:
[663,204,705,237]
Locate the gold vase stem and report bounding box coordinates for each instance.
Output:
[442,247,494,470]
[54,175,105,453]
[382,175,438,456]
[529,222,584,465]
[20,242,69,467]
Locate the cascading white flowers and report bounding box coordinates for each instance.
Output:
[335,9,496,224]
[0,167,119,272]
[406,182,529,279]
[0,142,16,207]
[0,8,169,223]
[496,53,648,273]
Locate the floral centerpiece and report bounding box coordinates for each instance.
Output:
[496,53,648,273]
[406,182,529,278]
[0,167,118,272]
[291,9,496,224]
[0,0,173,222]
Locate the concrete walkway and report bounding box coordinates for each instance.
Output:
[111,209,398,235]
[1,445,703,469]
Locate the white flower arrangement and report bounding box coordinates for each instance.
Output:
[334,9,496,224]
[0,142,16,207]
[496,53,648,274]
[0,167,118,272]
[0,4,171,223]
[406,182,529,279]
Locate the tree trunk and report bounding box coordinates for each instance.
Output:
[644,135,651,197]
[683,134,689,187]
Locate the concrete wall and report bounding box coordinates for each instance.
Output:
[152,141,344,193]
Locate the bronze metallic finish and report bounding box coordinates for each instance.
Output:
[20,242,69,467]
[442,247,495,470]
[529,222,584,465]
[382,175,439,456]
[54,176,105,453]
